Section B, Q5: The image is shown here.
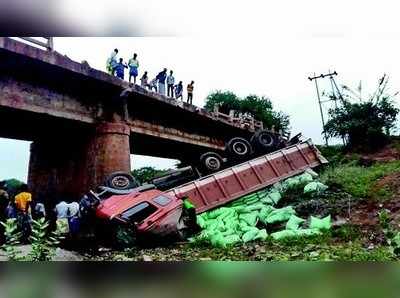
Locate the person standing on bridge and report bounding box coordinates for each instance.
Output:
[115,58,128,80]
[175,81,183,100]
[156,68,167,95]
[149,77,158,92]
[167,70,175,98]
[187,81,194,104]
[128,53,139,84]
[106,48,119,75]
[140,71,149,88]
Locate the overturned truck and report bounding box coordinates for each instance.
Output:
[80,139,328,242]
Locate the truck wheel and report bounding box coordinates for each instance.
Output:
[226,137,252,159]
[251,130,277,153]
[200,152,223,173]
[105,172,139,190]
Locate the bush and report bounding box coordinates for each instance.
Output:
[1,219,22,261]
[323,76,399,151]
[28,218,64,261]
[316,145,357,167]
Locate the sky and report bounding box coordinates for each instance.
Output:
[1,0,400,181]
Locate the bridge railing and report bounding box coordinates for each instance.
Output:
[14,37,54,51]
[212,105,264,131]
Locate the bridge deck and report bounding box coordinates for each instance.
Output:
[0,37,253,160]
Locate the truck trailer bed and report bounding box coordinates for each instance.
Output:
[165,139,328,213]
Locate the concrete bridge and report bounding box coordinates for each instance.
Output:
[0,37,254,201]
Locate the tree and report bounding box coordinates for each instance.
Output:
[204,91,241,114]
[3,179,24,196]
[131,167,171,184]
[204,91,290,134]
[323,76,399,151]
[242,95,290,133]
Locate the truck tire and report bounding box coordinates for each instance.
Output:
[226,137,253,160]
[251,130,277,153]
[104,172,140,190]
[200,152,223,173]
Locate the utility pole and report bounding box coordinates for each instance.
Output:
[308,72,336,146]
[308,71,346,146]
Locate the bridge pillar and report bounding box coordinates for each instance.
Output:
[28,122,131,203]
[89,122,131,188]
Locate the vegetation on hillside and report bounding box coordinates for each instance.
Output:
[204,91,290,134]
[320,160,400,200]
[323,75,399,151]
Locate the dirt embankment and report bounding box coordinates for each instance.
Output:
[357,142,400,164]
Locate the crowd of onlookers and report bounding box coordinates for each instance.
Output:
[106,49,195,104]
[0,181,81,244]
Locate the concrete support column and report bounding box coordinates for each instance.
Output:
[28,137,89,204]
[89,122,131,188]
[28,122,131,203]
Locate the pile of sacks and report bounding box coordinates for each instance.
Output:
[191,170,331,248]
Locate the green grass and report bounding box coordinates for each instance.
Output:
[320,160,400,199]
[317,144,360,167]
[114,236,395,261]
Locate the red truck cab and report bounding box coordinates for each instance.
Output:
[95,188,185,238]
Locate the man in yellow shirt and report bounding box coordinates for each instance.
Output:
[187,81,194,104]
[14,184,33,242]
[15,184,32,214]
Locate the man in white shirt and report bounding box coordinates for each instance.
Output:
[55,201,69,219]
[167,70,175,98]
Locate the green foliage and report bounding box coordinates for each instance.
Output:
[323,76,399,151]
[316,145,360,167]
[204,90,241,113]
[28,218,64,261]
[320,161,400,199]
[1,219,22,261]
[331,224,361,242]
[204,90,290,134]
[378,209,391,231]
[115,225,136,249]
[131,166,170,184]
[378,209,400,256]
[3,178,24,198]
[120,237,395,261]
